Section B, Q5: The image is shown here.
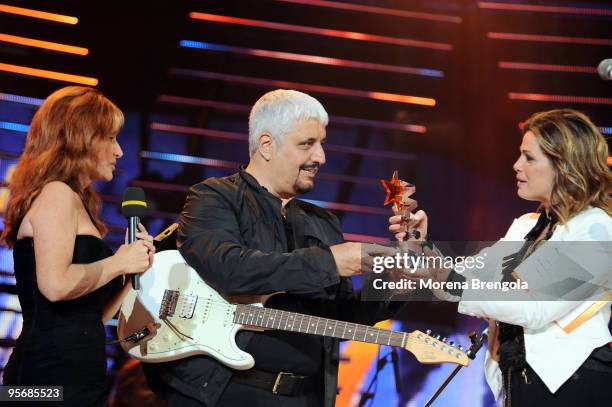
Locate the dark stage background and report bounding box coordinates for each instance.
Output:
[0,1,611,406]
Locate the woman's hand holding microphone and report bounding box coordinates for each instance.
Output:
[112,223,155,277]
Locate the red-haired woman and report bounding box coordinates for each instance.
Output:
[1,86,155,405]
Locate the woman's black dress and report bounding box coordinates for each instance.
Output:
[3,235,121,406]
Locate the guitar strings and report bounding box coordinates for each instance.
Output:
[173,298,411,340]
[153,296,461,350]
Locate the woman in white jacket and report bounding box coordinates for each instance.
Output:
[389,109,612,406]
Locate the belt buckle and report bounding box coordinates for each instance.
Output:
[272,372,290,395]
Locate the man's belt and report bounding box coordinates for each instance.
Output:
[232,369,311,396]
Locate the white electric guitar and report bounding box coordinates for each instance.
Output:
[118,250,470,369]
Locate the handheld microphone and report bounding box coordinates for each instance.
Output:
[121,187,147,290]
[598,59,612,80]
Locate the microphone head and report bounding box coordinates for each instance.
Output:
[597,59,612,80]
[122,187,146,218]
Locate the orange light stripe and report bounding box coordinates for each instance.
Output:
[369,91,436,106]
[0,4,78,24]
[608,156,612,166]
[189,12,452,51]
[0,33,88,55]
[0,63,97,86]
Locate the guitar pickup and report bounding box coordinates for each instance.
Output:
[179,293,198,319]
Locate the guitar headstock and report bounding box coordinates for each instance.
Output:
[404,329,469,366]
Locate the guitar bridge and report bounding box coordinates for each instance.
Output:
[159,289,179,318]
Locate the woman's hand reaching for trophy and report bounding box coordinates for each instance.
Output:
[388,180,428,242]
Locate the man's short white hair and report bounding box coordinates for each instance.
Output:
[248,89,328,156]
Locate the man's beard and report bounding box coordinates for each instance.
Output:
[294,180,314,195]
[293,163,319,195]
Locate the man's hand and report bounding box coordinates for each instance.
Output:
[330,242,396,277]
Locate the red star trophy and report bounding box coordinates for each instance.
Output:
[380,170,419,240]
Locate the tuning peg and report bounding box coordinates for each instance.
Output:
[458,345,464,351]
[448,341,454,346]
[435,334,441,340]
[426,329,432,335]
[442,337,447,343]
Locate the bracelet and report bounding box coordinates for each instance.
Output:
[403,229,425,241]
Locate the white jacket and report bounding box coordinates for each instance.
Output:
[457,207,612,399]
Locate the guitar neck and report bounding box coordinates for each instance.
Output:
[234,304,407,347]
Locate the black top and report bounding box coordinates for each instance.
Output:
[3,235,121,405]
[242,206,324,376]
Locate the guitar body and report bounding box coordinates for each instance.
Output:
[118,251,469,369]
[118,250,255,369]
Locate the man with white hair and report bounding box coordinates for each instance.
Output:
[146,89,402,406]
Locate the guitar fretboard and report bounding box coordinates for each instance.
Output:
[234,304,407,347]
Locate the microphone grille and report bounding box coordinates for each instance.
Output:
[121,187,146,218]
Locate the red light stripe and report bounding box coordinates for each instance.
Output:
[158,95,427,134]
[488,32,612,46]
[343,233,389,243]
[509,92,612,105]
[151,123,246,141]
[316,173,380,186]
[129,179,189,193]
[159,95,248,112]
[499,61,597,74]
[308,201,389,215]
[150,122,417,161]
[331,116,426,134]
[141,150,383,187]
[170,68,436,107]
[128,179,389,217]
[183,41,442,76]
[479,2,612,16]
[275,0,462,23]
[189,12,452,51]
